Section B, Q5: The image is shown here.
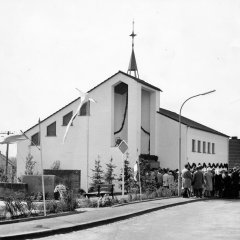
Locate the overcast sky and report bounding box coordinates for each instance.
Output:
[1,0,240,156]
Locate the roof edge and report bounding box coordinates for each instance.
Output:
[158,108,229,138]
[88,70,162,93]
[118,71,162,92]
[24,97,80,133]
[25,71,162,133]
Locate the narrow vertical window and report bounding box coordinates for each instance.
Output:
[212,143,215,154]
[203,141,206,153]
[208,142,211,154]
[47,122,56,136]
[192,139,196,152]
[63,111,73,126]
[79,101,90,116]
[198,140,201,153]
[31,132,40,146]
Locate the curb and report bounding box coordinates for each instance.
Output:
[0,196,179,225]
[112,196,179,208]
[0,211,80,226]
[1,198,207,240]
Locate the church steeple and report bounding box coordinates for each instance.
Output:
[127,21,139,78]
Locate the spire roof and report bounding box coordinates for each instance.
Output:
[128,49,138,72]
[127,21,139,78]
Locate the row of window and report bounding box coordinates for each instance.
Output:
[192,139,215,154]
[31,102,90,145]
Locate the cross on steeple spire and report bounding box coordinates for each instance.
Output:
[127,20,139,78]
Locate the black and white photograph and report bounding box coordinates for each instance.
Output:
[0,0,240,239]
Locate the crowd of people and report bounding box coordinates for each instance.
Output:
[151,168,178,190]
[181,164,240,199]
[147,165,240,199]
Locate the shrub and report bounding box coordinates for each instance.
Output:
[45,200,58,213]
[91,156,104,186]
[119,198,128,204]
[141,194,148,200]
[111,197,119,205]
[156,187,164,197]
[45,200,69,213]
[64,190,78,211]
[76,198,98,208]
[98,196,113,207]
[24,153,36,175]
[118,153,134,193]
[104,157,116,184]
[51,160,61,170]
[4,196,31,219]
[148,191,157,199]
[128,193,140,202]
[127,194,132,202]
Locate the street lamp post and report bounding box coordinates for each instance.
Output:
[178,90,216,197]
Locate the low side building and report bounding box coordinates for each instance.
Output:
[229,136,240,169]
[157,108,229,170]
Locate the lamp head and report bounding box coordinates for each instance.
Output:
[201,90,216,95]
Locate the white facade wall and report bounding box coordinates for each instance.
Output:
[187,128,228,166]
[141,90,150,154]
[17,72,160,191]
[157,114,183,170]
[150,90,160,155]
[157,114,228,170]
[17,99,90,186]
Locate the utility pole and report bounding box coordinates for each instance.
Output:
[0,131,14,182]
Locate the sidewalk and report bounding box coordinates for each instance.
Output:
[0,197,205,239]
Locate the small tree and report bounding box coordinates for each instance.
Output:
[118,153,134,193]
[90,155,104,187]
[9,157,17,183]
[25,153,36,175]
[51,160,61,170]
[104,157,116,184]
[0,167,7,182]
[139,158,157,193]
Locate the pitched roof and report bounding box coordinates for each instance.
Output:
[25,71,162,133]
[88,71,162,93]
[158,108,229,138]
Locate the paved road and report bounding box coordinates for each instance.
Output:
[31,199,240,240]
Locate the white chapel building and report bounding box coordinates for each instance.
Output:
[17,29,229,191]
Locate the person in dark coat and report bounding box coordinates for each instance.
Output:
[192,166,205,198]
[231,167,240,199]
[222,171,232,198]
[211,168,216,197]
[214,169,223,198]
[156,169,163,188]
